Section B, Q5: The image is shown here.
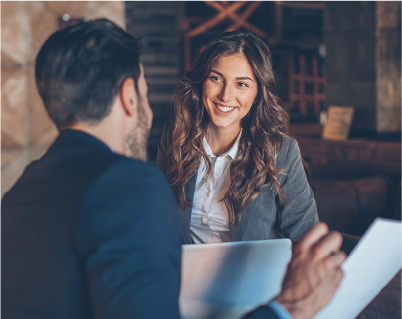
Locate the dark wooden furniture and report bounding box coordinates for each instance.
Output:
[297,137,401,177]
[290,128,401,236]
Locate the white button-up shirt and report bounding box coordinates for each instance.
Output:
[190,132,241,244]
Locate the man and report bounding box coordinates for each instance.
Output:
[2,19,345,319]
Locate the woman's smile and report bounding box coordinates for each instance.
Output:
[214,102,237,114]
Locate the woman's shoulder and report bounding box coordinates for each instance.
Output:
[276,135,300,168]
[277,135,297,153]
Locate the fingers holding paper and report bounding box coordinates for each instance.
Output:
[275,222,346,319]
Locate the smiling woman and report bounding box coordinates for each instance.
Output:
[202,54,258,152]
[157,31,318,245]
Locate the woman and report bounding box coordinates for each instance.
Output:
[157,31,318,244]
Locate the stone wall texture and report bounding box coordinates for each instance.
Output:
[324,2,377,134]
[376,1,401,133]
[125,1,183,164]
[2,1,125,148]
[1,1,125,194]
[324,1,401,136]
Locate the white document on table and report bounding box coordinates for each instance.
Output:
[313,218,402,319]
[179,238,292,319]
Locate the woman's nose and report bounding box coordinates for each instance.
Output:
[218,83,233,103]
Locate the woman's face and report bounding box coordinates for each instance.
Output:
[202,53,258,132]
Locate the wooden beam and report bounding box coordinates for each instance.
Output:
[312,57,320,114]
[289,54,327,115]
[225,1,262,33]
[291,94,326,101]
[292,75,326,83]
[183,1,271,71]
[185,1,247,39]
[277,39,322,46]
[274,1,324,10]
[206,1,267,38]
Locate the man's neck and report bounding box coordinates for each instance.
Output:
[68,120,125,156]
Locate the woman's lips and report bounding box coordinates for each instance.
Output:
[213,103,236,115]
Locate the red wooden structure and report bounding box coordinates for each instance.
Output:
[290,55,327,115]
[183,1,268,71]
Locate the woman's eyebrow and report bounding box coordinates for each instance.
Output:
[210,69,223,77]
[236,76,254,82]
[210,69,254,82]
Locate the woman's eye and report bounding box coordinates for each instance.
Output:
[238,82,249,88]
[210,76,221,82]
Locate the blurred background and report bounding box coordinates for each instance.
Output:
[2,1,401,236]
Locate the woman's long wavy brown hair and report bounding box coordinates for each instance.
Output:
[166,31,289,224]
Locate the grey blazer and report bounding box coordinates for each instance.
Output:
[156,123,318,244]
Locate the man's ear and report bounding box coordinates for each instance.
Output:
[120,78,137,117]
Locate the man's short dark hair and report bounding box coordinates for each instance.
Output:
[35,19,140,129]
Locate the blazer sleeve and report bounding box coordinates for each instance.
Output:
[277,138,319,242]
[74,160,182,319]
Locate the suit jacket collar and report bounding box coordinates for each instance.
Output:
[51,129,112,152]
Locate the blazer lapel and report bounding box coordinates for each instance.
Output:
[180,173,197,244]
[229,174,274,241]
[229,195,260,241]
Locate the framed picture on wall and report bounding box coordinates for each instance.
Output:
[322,106,354,141]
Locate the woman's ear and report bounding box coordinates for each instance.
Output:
[120,78,137,117]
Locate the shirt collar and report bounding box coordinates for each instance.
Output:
[203,130,241,159]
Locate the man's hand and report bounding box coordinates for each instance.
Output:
[275,222,346,319]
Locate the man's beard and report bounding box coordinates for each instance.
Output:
[125,101,150,161]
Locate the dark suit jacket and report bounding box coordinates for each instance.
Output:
[156,123,318,245]
[2,130,183,319]
[2,129,280,319]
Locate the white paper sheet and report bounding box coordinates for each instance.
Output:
[313,218,402,319]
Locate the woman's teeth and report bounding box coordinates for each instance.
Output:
[215,103,235,112]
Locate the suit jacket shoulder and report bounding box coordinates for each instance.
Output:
[2,130,182,319]
[73,156,183,318]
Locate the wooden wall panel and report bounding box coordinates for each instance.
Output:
[126,1,183,163]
